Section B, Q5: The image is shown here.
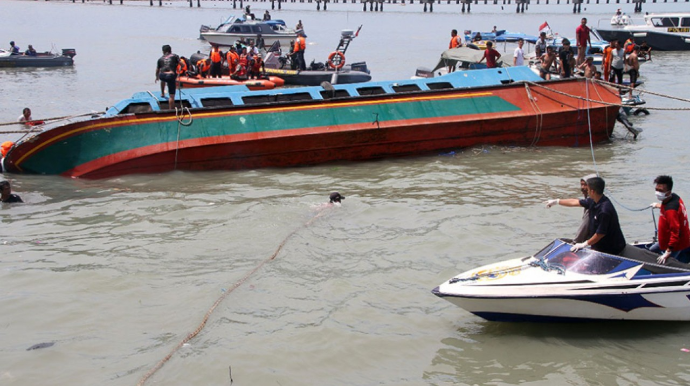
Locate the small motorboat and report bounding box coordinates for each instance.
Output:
[433,239,690,322]
[199,15,298,50]
[0,48,76,68]
[596,12,690,51]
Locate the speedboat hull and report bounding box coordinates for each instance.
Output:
[433,239,690,322]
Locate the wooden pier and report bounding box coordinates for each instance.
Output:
[74,0,688,13]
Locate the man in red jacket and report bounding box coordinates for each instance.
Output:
[651,175,690,264]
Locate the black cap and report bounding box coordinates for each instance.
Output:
[329,192,345,203]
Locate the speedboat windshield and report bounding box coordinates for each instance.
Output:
[534,239,636,275]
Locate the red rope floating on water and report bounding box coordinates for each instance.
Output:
[136,208,330,386]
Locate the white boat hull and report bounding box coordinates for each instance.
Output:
[201,32,296,50]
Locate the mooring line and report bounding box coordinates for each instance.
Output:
[135,207,331,386]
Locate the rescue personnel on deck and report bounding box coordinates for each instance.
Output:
[602,42,613,82]
[624,38,635,55]
[196,58,210,78]
[294,31,307,71]
[237,47,249,78]
[226,46,239,76]
[209,45,223,78]
[249,53,265,79]
[177,56,189,77]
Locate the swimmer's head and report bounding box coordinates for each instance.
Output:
[329,192,345,203]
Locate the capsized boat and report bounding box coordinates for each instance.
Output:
[0,48,76,68]
[595,13,690,51]
[433,239,690,322]
[2,67,622,179]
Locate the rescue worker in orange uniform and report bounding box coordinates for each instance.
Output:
[248,53,265,79]
[209,45,223,78]
[236,47,249,78]
[602,42,613,82]
[225,46,239,76]
[196,58,210,78]
[177,56,189,77]
[294,31,306,71]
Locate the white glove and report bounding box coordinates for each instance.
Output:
[545,199,559,208]
[650,203,660,209]
[570,241,590,252]
[657,250,672,265]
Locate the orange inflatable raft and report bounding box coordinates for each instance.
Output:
[177,75,285,91]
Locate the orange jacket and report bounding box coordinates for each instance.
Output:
[210,48,222,63]
[177,59,188,75]
[294,36,306,52]
[449,36,461,49]
[197,59,210,73]
[226,51,239,70]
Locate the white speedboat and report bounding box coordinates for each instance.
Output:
[596,13,690,51]
[433,239,690,322]
[200,15,298,50]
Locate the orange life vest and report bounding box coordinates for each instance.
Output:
[449,36,460,49]
[210,48,222,63]
[624,39,635,54]
[294,36,306,52]
[197,59,210,73]
[226,51,239,70]
[251,55,263,72]
[177,59,188,75]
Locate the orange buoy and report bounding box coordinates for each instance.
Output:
[1,141,14,157]
[327,51,346,70]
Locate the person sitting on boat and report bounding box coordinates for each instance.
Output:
[209,44,223,79]
[491,26,497,33]
[9,41,20,55]
[236,47,249,79]
[177,56,189,77]
[577,56,596,79]
[296,20,304,31]
[248,53,265,79]
[535,32,548,58]
[263,10,271,21]
[226,46,240,76]
[0,180,23,204]
[24,45,36,56]
[247,42,260,57]
[477,41,501,69]
[196,58,210,78]
[155,44,180,110]
[244,5,255,20]
[649,175,690,264]
[545,176,627,256]
[594,71,602,80]
[538,46,558,80]
[473,32,482,42]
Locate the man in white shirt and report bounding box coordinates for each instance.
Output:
[513,38,525,66]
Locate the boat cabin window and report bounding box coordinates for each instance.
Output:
[682,18,690,27]
[319,89,351,99]
[251,26,262,33]
[118,103,153,115]
[356,86,386,96]
[392,84,422,93]
[426,82,454,90]
[158,100,192,111]
[547,250,624,275]
[231,25,253,33]
[242,92,313,105]
[651,17,679,27]
[200,98,234,108]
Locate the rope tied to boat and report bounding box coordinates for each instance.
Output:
[135,206,333,386]
[0,111,104,128]
[524,83,543,147]
[522,81,690,111]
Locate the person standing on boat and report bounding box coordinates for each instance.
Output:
[609,40,625,85]
[226,46,239,76]
[577,56,596,79]
[209,45,223,79]
[538,46,558,80]
[513,38,525,67]
[294,31,307,71]
[573,174,598,243]
[575,18,592,66]
[477,41,501,69]
[0,180,23,204]
[545,176,627,255]
[448,29,463,73]
[155,44,180,110]
[535,32,548,58]
[558,39,574,78]
[650,175,690,264]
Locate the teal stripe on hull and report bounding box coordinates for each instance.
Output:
[23,95,519,174]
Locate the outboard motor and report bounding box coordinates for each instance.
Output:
[62,48,76,58]
[414,67,434,78]
[350,61,369,74]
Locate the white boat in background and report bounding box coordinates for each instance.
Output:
[200,15,299,49]
[596,12,690,51]
[433,239,690,322]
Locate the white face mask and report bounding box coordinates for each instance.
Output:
[656,191,670,201]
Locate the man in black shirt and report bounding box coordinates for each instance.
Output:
[155,44,180,110]
[558,39,574,79]
[545,176,626,255]
[0,180,23,203]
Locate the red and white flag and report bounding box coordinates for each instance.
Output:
[539,21,551,35]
